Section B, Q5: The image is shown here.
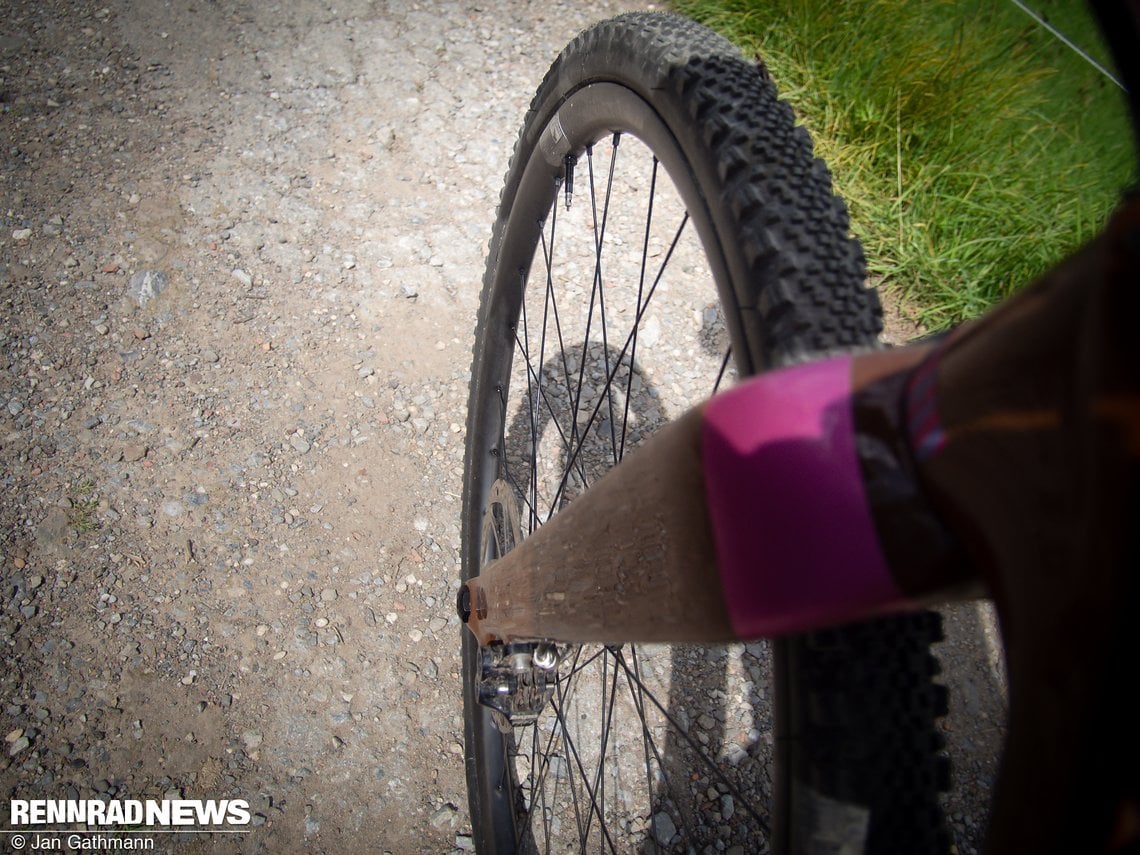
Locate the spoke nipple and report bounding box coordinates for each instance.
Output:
[564,154,576,210]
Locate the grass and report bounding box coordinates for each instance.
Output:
[69,478,101,533]
[672,0,1135,327]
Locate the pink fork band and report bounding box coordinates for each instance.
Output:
[701,355,913,638]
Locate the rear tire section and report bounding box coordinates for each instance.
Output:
[461,13,949,853]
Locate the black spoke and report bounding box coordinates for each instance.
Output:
[511,324,593,509]
[518,266,540,535]
[610,651,772,837]
[620,155,661,460]
[592,134,622,467]
[627,648,670,834]
[714,346,733,395]
[546,211,692,518]
[580,651,623,851]
[547,665,620,852]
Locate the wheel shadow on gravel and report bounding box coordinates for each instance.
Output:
[499,341,772,852]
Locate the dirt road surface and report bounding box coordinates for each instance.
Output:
[1,1,1005,852]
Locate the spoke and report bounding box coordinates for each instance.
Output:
[546,662,620,852]
[518,268,540,535]
[610,651,772,836]
[515,718,559,851]
[592,134,622,467]
[547,651,589,845]
[546,211,692,516]
[531,724,554,852]
[714,346,733,395]
[616,647,694,844]
[628,648,663,812]
[579,649,623,852]
[511,325,592,511]
[538,206,582,455]
[560,645,607,681]
[495,384,542,537]
[553,645,593,846]
[564,143,602,500]
[534,203,559,533]
[620,155,660,460]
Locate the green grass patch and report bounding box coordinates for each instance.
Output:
[69,478,101,533]
[673,0,1135,327]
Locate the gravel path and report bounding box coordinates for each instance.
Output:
[1,1,1005,853]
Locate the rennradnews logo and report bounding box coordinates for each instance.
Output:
[9,799,251,826]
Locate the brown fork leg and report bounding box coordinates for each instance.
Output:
[462,405,736,646]
[907,192,1140,853]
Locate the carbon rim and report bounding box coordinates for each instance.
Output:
[464,82,775,853]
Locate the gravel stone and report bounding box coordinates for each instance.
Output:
[127,270,169,307]
[652,811,677,846]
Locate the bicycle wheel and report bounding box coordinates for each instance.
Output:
[461,12,949,854]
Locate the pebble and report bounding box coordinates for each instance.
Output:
[429,803,458,830]
[652,812,677,846]
[127,270,169,307]
[291,435,311,454]
[720,794,734,820]
[126,418,158,435]
[12,228,33,241]
[232,269,253,287]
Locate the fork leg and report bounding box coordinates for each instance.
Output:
[903,192,1140,854]
[462,405,735,646]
